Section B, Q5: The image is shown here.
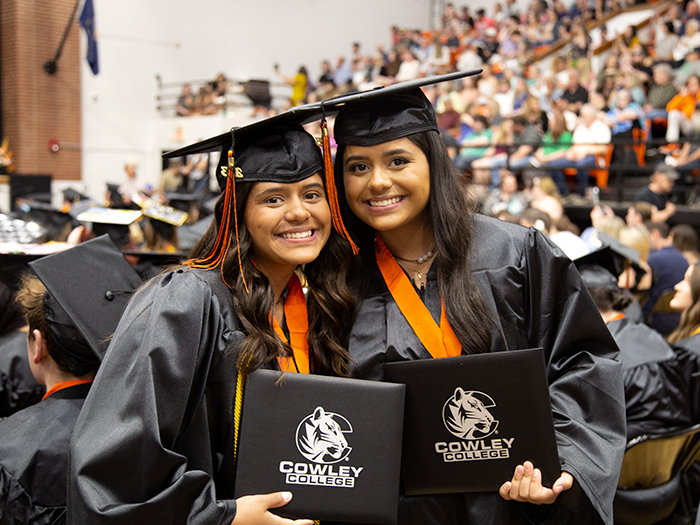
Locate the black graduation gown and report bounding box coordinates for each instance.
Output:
[672,333,700,423]
[347,215,626,525]
[0,330,44,418]
[0,382,91,525]
[606,318,690,440]
[67,268,242,525]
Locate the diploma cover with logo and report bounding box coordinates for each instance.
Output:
[234,369,406,523]
[384,348,560,495]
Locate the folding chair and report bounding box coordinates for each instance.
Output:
[614,423,700,525]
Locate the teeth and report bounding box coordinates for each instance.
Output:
[280,230,313,239]
[369,196,401,207]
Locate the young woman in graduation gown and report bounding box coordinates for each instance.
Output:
[331,86,626,524]
[668,263,700,423]
[67,124,354,525]
[578,263,690,441]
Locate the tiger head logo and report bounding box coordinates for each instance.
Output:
[442,388,498,440]
[296,407,353,464]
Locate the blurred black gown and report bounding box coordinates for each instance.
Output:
[0,382,91,524]
[346,215,626,525]
[606,317,690,440]
[0,330,44,418]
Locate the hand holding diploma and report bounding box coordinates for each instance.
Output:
[499,461,573,505]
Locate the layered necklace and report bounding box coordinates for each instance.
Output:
[393,246,437,282]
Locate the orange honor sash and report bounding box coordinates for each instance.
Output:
[374,235,461,358]
[273,273,310,374]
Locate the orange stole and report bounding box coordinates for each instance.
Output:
[374,236,461,359]
[273,273,310,374]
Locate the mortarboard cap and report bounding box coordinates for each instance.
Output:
[164,70,482,189]
[574,233,645,289]
[28,235,143,360]
[63,188,88,203]
[76,207,142,248]
[141,203,188,226]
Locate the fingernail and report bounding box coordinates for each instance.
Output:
[281,491,292,502]
[504,482,511,491]
[554,484,563,492]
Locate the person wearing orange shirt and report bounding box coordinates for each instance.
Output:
[666,75,700,142]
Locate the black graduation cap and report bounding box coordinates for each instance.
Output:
[28,235,143,360]
[574,233,645,290]
[162,70,482,274]
[163,70,482,190]
[63,188,88,204]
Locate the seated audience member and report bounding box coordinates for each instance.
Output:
[453,115,492,171]
[666,75,700,143]
[604,89,645,165]
[633,163,678,223]
[654,21,679,62]
[471,118,515,186]
[530,111,574,195]
[481,171,528,217]
[619,225,654,295]
[175,84,195,117]
[671,224,700,265]
[0,238,139,522]
[527,176,565,222]
[475,115,542,185]
[625,201,653,226]
[541,104,611,196]
[643,63,677,121]
[0,281,43,417]
[561,69,589,116]
[576,252,689,440]
[645,222,689,335]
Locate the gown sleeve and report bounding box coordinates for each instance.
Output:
[67,269,240,525]
[521,228,626,525]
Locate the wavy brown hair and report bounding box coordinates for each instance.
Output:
[189,178,354,377]
[668,263,700,344]
[335,130,494,354]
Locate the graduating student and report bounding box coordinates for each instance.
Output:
[68,119,354,524]
[0,280,44,417]
[575,246,690,441]
[0,235,142,523]
[668,263,700,423]
[330,74,625,524]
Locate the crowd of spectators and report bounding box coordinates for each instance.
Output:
[175,73,230,117]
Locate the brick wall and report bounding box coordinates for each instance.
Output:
[1,0,81,182]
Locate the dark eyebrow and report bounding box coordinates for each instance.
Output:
[344,149,414,166]
[254,181,325,199]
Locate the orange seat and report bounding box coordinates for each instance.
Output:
[632,118,651,167]
[590,144,614,188]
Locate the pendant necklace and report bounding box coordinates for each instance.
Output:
[394,247,436,281]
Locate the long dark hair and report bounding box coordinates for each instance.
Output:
[189,178,354,376]
[335,130,493,355]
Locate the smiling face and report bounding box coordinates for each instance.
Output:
[244,174,331,277]
[671,265,696,312]
[342,137,431,238]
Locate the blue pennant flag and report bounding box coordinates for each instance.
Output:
[79,0,99,75]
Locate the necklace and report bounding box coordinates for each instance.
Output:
[393,246,436,265]
[396,254,436,281]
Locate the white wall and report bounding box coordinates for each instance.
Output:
[80,0,438,201]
